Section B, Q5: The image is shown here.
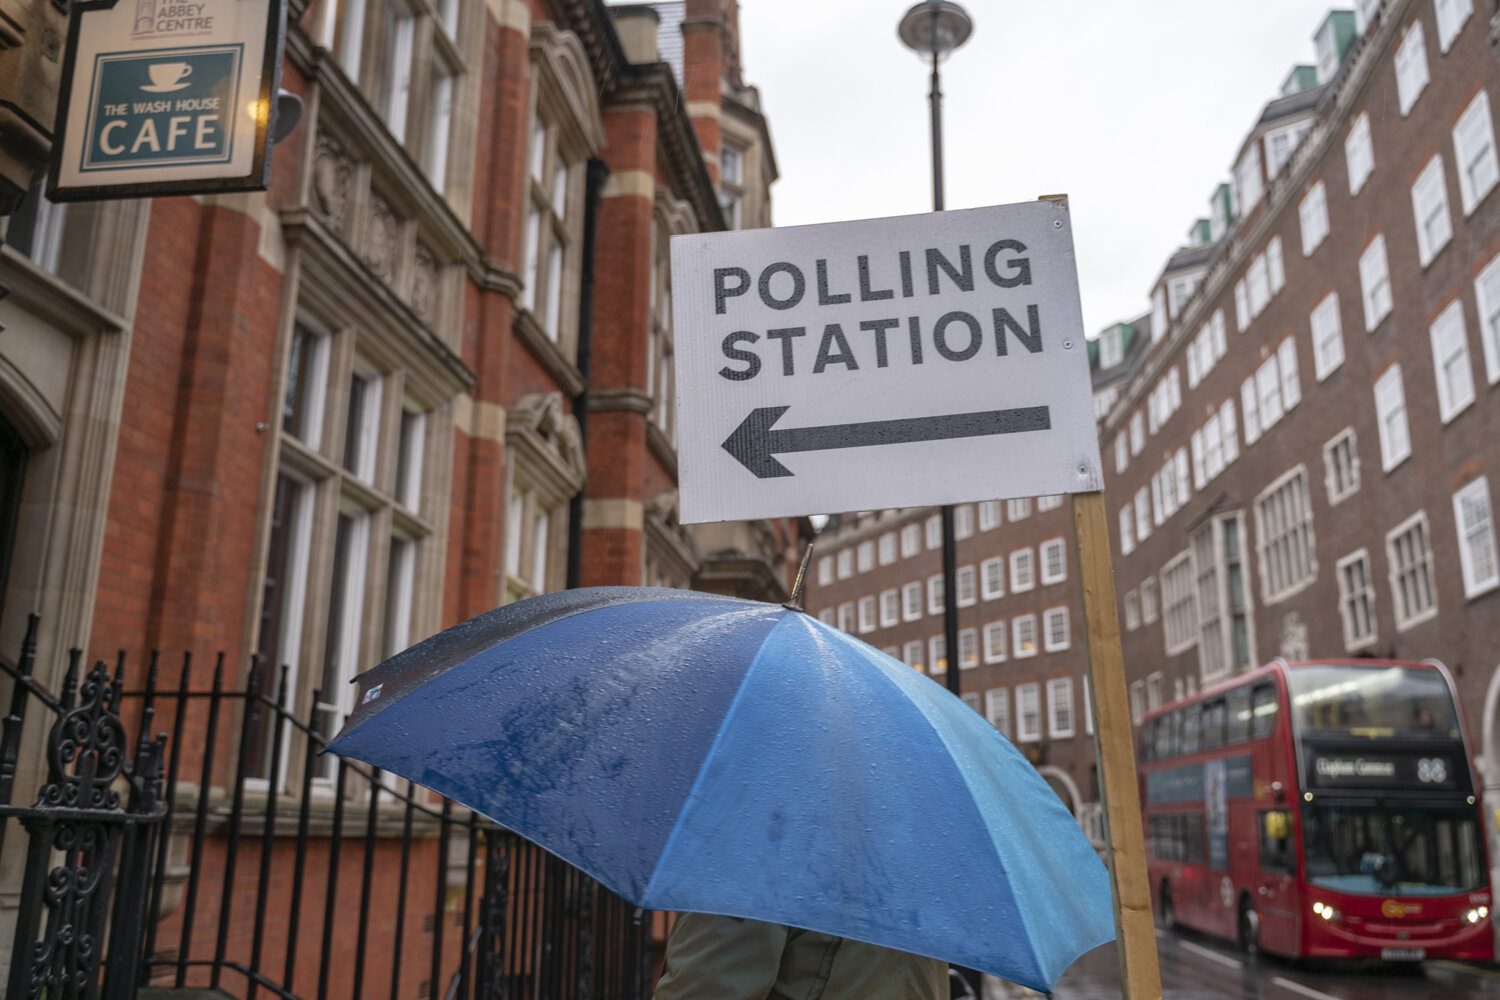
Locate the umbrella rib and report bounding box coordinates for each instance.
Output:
[639,618,783,908]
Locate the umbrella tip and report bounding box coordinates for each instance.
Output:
[783,541,816,613]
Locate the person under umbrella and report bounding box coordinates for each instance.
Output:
[653,912,948,1000]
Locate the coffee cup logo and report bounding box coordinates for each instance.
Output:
[145,62,193,92]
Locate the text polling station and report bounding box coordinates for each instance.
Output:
[671,201,1103,524]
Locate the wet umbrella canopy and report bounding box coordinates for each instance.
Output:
[327,587,1114,992]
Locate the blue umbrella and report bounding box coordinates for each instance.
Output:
[327,587,1114,992]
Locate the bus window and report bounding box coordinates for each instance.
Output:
[1139,719,1153,763]
[1227,685,1251,744]
[1148,813,1206,864]
[1203,699,1226,749]
[1259,810,1295,873]
[1251,682,1277,738]
[1301,802,1485,894]
[1287,664,1460,738]
[1180,708,1200,754]
[1154,715,1171,760]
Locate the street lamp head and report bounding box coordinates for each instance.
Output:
[897,0,973,61]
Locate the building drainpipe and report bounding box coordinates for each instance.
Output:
[567,156,610,590]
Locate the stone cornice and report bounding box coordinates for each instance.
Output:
[280,207,476,398]
[512,310,586,396]
[588,387,653,414]
[287,22,553,308]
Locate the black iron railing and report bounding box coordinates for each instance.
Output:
[0,616,657,999]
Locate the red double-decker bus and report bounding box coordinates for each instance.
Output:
[1139,658,1493,962]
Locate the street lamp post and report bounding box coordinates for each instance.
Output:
[898,1,972,707]
[899,7,980,996]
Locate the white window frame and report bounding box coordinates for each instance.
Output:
[817,556,833,586]
[954,504,975,540]
[1454,89,1499,215]
[857,596,877,634]
[1411,153,1453,267]
[925,514,942,549]
[1119,505,1136,556]
[1047,677,1076,739]
[983,621,1008,663]
[1016,683,1041,742]
[985,687,1010,737]
[1346,111,1375,195]
[1360,234,1393,330]
[1310,291,1344,381]
[928,634,947,675]
[878,532,898,565]
[1040,538,1067,585]
[956,564,977,607]
[1043,606,1070,652]
[1477,251,1500,384]
[1324,427,1361,506]
[980,556,1005,600]
[880,588,901,627]
[1375,364,1412,471]
[1241,374,1262,446]
[1161,552,1197,655]
[904,639,923,670]
[1255,465,1318,604]
[927,574,945,615]
[1013,614,1038,659]
[1394,20,1431,116]
[1142,578,1159,624]
[856,540,875,573]
[978,500,1001,531]
[1387,510,1439,629]
[901,523,921,557]
[1010,548,1035,592]
[1454,477,1500,598]
[1435,0,1473,52]
[1430,299,1476,423]
[1300,180,1329,256]
[837,549,853,579]
[903,581,924,621]
[958,628,979,670]
[1336,549,1379,650]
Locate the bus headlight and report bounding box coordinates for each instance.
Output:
[1313,902,1338,921]
[1466,907,1489,924]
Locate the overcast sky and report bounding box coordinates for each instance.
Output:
[735,0,1343,338]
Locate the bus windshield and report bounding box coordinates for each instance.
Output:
[1302,802,1486,896]
[1287,665,1460,738]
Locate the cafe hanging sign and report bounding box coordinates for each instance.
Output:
[48,0,288,201]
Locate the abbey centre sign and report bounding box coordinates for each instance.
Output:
[671,200,1103,524]
[48,0,287,201]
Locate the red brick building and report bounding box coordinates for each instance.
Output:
[1102,0,1500,880]
[804,1,1500,876]
[0,0,803,990]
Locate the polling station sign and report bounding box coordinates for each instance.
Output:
[670,200,1103,524]
[48,0,287,201]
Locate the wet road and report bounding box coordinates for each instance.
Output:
[977,928,1500,998]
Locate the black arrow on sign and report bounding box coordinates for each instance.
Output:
[722,405,1052,478]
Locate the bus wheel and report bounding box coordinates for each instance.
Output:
[1237,896,1260,957]
[1158,882,1175,931]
